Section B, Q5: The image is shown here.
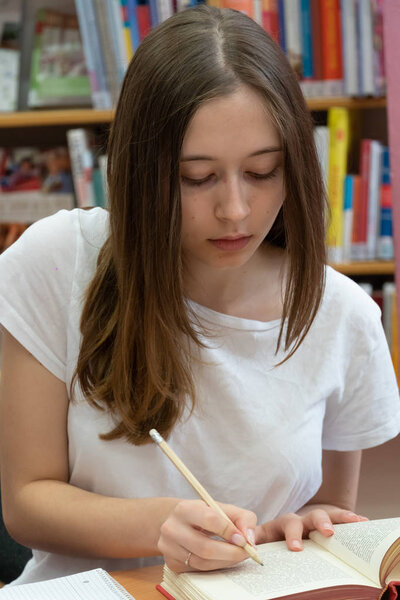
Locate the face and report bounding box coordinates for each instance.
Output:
[179,85,285,274]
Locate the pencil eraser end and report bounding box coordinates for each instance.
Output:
[149,429,163,444]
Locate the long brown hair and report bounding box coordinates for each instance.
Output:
[73,5,326,445]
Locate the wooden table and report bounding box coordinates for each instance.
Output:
[112,565,164,599]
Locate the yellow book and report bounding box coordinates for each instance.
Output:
[326,107,350,263]
[207,0,222,6]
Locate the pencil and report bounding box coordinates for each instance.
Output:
[149,428,264,566]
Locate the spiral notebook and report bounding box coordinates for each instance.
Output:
[0,568,136,599]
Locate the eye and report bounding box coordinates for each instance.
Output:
[248,167,279,181]
[180,175,212,187]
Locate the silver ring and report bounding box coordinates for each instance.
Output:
[184,551,192,567]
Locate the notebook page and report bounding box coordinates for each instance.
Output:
[0,568,136,599]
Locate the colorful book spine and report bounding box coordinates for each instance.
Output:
[300,0,313,79]
[66,129,96,208]
[119,0,134,60]
[107,0,130,78]
[156,0,174,23]
[283,0,302,78]
[350,174,362,258]
[137,0,152,40]
[262,0,279,42]
[366,140,382,259]
[342,175,354,262]
[326,107,350,263]
[320,0,343,96]
[371,0,386,96]
[352,139,372,260]
[357,0,375,95]
[340,0,359,96]
[75,0,112,109]
[377,147,393,260]
[127,0,141,51]
[221,0,254,18]
[310,0,322,95]
[277,0,286,52]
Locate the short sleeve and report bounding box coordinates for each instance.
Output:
[0,210,78,381]
[322,295,400,451]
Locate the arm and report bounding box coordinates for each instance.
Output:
[0,330,255,570]
[256,449,367,550]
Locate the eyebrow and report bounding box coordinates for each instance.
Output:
[180,147,283,162]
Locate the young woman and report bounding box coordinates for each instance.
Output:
[0,5,398,585]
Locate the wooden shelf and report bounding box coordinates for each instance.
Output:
[0,109,114,128]
[0,97,386,128]
[331,261,395,276]
[307,97,386,111]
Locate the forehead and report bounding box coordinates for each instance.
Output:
[181,85,280,158]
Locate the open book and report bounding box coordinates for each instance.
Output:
[157,517,400,600]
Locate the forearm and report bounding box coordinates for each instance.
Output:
[5,480,180,558]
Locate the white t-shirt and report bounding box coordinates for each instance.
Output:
[0,208,399,584]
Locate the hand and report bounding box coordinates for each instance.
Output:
[256,506,368,551]
[158,499,258,572]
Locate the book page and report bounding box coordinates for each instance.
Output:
[163,540,378,600]
[309,518,400,585]
[0,568,135,599]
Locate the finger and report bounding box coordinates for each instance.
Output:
[223,504,258,547]
[302,509,335,538]
[279,514,304,551]
[329,509,369,524]
[174,501,248,548]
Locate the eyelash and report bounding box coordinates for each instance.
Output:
[181,168,279,187]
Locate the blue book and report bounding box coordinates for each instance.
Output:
[277,0,286,53]
[127,0,141,50]
[300,0,313,79]
[378,147,393,260]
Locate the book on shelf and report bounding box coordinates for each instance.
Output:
[28,7,92,108]
[66,128,108,208]
[0,0,22,112]
[0,146,75,228]
[158,517,400,600]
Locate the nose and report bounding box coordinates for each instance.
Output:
[215,176,250,223]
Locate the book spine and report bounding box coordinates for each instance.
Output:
[156,0,174,23]
[313,125,329,194]
[283,0,302,78]
[355,139,372,259]
[277,0,286,52]
[253,0,263,27]
[66,129,96,208]
[326,107,350,263]
[366,140,382,259]
[221,0,254,18]
[357,0,375,95]
[27,8,44,108]
[310,0,322,95]
[342,175,354,262]
[340,0,359,96]
[94,0,122,106]
[109,0,130,73]
[261,0,279,43]
[75,0,112,109]
[300,0,313,79]
[320,0,343,96]
[350,174,362,259]
[383,281,395,351]
[127,0,141,49]
[371,0,386,96]
[377,147,393,260]
[137,2,152,40]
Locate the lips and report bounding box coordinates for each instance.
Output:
[209,235,252,251]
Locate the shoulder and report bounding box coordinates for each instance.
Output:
[0,207,109,268]
[321,265,381,326]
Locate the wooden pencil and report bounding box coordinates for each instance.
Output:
[149,428,264,566]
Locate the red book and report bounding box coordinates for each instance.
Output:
[137,4,151,41]
[311,0,323,81]
[262,0,279,42]
[351,174,362,245]
[320,0,343,80]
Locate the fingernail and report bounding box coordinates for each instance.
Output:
[231,533,246,547]
[359,516,369,521]
[247,528,256,546]
[323,522,334,532]
[292,540,302,550]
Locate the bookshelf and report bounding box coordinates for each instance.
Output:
[0,97,386,128]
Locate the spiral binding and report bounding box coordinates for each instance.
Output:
[96,569,136,599]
